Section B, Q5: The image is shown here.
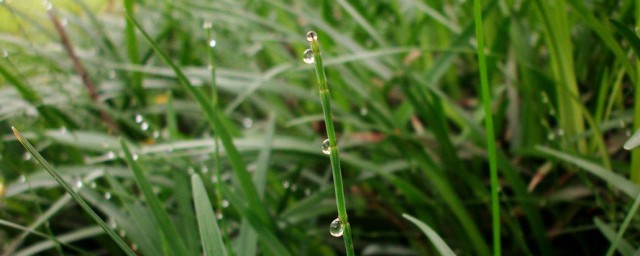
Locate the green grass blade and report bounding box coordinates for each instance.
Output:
[535,146,640,198]
[191,174,228,256]
[308,31,355,256]
[123,0,146,105]
[595,218,634,256]
[120,139,190,256]
[403,214,455,256]
[11,127,136,256]
[473,0,500,254]
[606,193,640,256]
[624,129,640,150]
[125,13,272,228]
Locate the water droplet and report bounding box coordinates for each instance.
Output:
[118,229,126,237]
[216,212,224,220]
[359,107,368,116]
[557,129,565,137]
[106,151,116,160]
[306,31,318,42]
[132,154,139,161]
[547,133,555,141]
[221,200,229,208]
[18,175,26,183]
[200,166,209,174]
[135,114,143,123]
[242,118,253,128]
[59,126,67,134]
[90,182,97,189]
[282,181,290,189]
[303,49,315,64]
[108,220,117,229]
[104,192,112,200]
[131,243,138,251]
[23,152,32,161]
[152,131,160,139]
[187,167,195,175]
[304,188,311,196]
[140,122,149,131]
[329,218,343,237]
[203,20,212,29]
[322,139,331,155]
[2,50,8,58]
[209,39,217,48]
[75,179,84,188]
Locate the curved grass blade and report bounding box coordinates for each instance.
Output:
[594,218,634,256]
[125,12,272,228]
[606,193,640,256]
[120,139,190,255]
[191,174,227,256]
[535,146,640,198]
[624,129,640,150]
[11,127,136,256]
[402,214,455,256]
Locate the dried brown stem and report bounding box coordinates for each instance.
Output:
[48,9,118,133]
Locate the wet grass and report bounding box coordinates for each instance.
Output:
[1,0,640,255]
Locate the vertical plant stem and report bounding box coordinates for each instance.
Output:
[307,32,355,256]
[472,1,501,255]
[204,21,233,255]
[631,2,640,184]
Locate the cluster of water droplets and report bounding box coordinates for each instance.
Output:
[302,31,318,64]
[329,217,344,237]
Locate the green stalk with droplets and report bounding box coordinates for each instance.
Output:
[306,31,355,256]
[473,0,501,255]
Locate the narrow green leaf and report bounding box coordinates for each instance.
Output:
[403,214,455,256]
[535,146,640,198]
[624,129,640,150]
[594,218,634,256]
[191,174,227,256]
[610,19,640,58]
[125,13,271,228]
[606,193,640,256]
[120,139,190,256]
[11,127,136,256]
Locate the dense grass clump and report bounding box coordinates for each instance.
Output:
[1,0,640,255]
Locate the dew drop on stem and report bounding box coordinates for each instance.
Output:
[322,139,331,155]
[306,31,318,42]
[303,49,314,64]
[329,218,344,237]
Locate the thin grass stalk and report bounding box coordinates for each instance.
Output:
[306,31,355,256]
[631,3,640,184]
[472,1,501,255]
[204,20,234,254]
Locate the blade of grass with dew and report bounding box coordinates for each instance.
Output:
[123,0,146,106]
[120,139,191,255]
[191,174,228,256]
[533,0,586,153]
[174,171,199,254]
[624,129,640,150]
[473,0,500,254]
[594,218,635,256]
[402,214,455,256]
[535,146,640,198]
[125,12,273,229]
[0,63,64,127]
[307,31,355,256]
[606,193,640,256]
[238,113,276,256]
[10,127,136,256]
[610,19,640,184]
